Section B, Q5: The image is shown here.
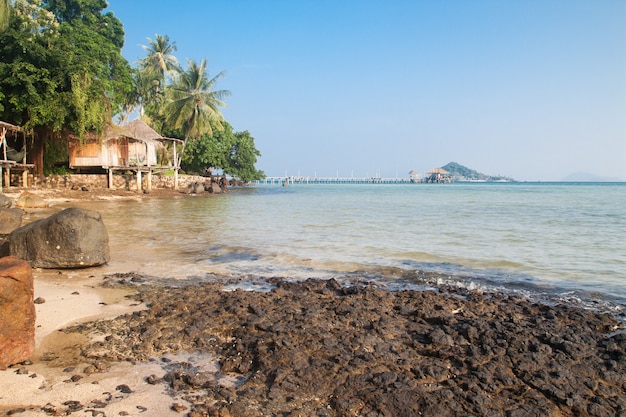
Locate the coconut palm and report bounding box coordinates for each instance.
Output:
[138,34,180,83]
[165,58,230,141]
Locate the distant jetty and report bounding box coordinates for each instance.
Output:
[256,176,446,185]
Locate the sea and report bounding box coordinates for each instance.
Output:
[71,182,626,318]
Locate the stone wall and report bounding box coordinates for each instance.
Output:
[39,173,208,191]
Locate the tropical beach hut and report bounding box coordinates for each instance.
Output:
[408,169,422,183]
[426,167,452,183]
[68,120,184,191]
[68,124,141,169]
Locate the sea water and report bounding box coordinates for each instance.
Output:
[77,182,626,315]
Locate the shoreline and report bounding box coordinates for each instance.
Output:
[1,187,625,415]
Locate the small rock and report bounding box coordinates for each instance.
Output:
[171,403,187,412]
[145,374,161,385]
[116,384,133,394]
[15,367,28,375]
[33,297,46,304]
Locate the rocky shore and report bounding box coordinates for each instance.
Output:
[29,274,623,417]
[1,187,625,416]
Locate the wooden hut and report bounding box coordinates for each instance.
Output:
[68,124,153,169]
[426,167,452,183]
[68,119,184,191]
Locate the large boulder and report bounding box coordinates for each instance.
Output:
[0,256,35,369]
[0,208,22,234]
[9,208,110,268]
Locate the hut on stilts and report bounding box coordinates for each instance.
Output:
[426,167,453,183]
[67,120,183,191]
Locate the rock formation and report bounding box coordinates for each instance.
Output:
[0,256,35,369]
[9,208,110,268]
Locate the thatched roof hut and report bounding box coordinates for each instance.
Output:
[426,167,452,183]
[68,123,159,169]
[426,167,449,175]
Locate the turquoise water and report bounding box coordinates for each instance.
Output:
[84,182,626,314]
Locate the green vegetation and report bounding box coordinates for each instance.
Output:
[0,0,132,176]
[0,1,264,182]
[182,122,264,182]
[441,162,514,182]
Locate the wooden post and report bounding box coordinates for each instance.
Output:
[147,169,152,191]
[3,166,9,188]
[108,169,114,189]
[173,142,179,190]
[0,165,3,193]
[22,170,28,187]
[136,169,142,191]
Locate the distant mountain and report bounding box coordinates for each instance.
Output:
[441,162,514,182]
[561,172,624,182]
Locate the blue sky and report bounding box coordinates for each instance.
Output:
[107,0,626,181]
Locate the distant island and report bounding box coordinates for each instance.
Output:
[439,162,515,182]
[561,172,624,182]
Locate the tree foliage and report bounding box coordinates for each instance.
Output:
[165,58,230,140]
[182,121,264,182]
[0,4,264,181]
[0,0,132,175]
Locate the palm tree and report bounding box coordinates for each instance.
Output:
[130,34,179,120]
[165,58,230,141]
[138,34,180,85]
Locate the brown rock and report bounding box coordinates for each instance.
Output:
[0,256,35,369]
[15,192,48,208]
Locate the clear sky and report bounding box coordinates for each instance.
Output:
[107,0,626,181]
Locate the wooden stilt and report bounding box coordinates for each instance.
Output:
[136,170,142,191]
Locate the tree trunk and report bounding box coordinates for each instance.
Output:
[29,136,44,181]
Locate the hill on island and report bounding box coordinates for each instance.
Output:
[441,162,514,182]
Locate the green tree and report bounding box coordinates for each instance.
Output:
[182,121,264,182]
[0,0,133,176]
[226,130,264,182]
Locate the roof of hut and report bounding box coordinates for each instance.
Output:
[124,119,183,143]
[103,123,133,140]
[0,121,21,131]
[426,167,449,174]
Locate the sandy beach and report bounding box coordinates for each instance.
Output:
[1,187,625,416]
[0,187,195,416]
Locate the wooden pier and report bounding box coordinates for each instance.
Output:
[256,176,422,185]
